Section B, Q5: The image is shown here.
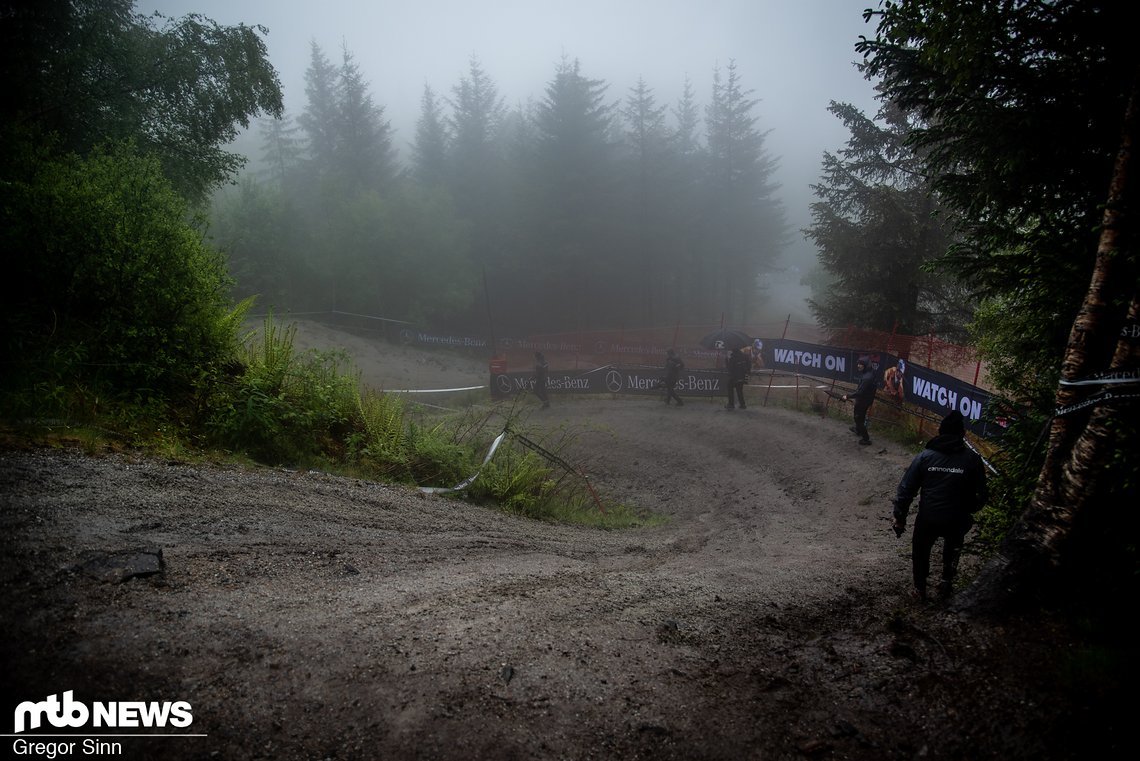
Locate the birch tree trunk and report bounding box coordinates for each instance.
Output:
[959,70,1140,614]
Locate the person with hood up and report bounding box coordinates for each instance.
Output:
[725,347,750,409]
[662,348,685,406]
[891,410,988,600]
[842,357,877,445]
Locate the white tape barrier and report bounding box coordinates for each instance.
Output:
[386,385,486,393]
[419,429,508,495]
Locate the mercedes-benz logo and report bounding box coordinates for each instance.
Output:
[594,340,608,354]
[399,328,414,344]
[495,375,513,394]
[605,370,623,393]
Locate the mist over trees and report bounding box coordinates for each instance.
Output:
[211,47,788,334]
[804,101,972,340]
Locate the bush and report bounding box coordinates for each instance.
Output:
[206,317,357,463]
[2,141,236,409]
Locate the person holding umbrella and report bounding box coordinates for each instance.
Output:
[698,328,754,410]
[726,347,750,409]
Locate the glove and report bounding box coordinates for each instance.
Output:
[892,521,905,538]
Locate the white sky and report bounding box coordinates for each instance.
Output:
[136,0,882,270]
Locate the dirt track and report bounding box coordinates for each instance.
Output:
[0,326,1116,760]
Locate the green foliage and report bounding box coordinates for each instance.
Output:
[970,412,1051,550]
[858,0,1133,390]
[1,0,282,203]
[206,316,357,462]
[970,295,1063,410]
[2,142,235,405]
[350,390,410,477]
[858,1,1139,603]
[806,101,971,337]
[470,446,555,514]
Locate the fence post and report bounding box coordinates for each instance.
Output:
[763,314,791,407]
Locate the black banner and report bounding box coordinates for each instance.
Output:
[490,366,727,400]
[900,363,999,437]
[762,339,861,381]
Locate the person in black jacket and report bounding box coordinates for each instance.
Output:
[533,351,550,408]
[891,411,988,600]
[663,349,685,406]
[725,347,749,409]
[842,357,876,445]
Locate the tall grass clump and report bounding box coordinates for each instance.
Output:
[348,391,478,484]
[465,421,663,529]
[206,315,357,463]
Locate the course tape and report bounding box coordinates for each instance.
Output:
[1058,368,1140,386]
[386,385,486,394]
[1054,390,1140,417]
[419,429,508,495]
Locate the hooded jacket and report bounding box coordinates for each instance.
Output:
[850,364,877,404]
[892,434,987,526]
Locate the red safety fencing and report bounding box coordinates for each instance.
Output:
[500,319,988,392]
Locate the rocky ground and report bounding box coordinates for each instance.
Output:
[0,321,1126,760]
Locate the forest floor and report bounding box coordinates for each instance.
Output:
[0,320,1128,760]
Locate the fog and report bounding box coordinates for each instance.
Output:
[138,0,881,322]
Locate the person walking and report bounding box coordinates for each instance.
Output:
[842,357,876,445]
[725,347,749,409]
[533,351,550,408]
[663,348,685,406]
[890,410,988,600]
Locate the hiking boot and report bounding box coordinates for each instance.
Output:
[859,438,871,446]
[937,580,953,599]
[725,404,734,409]
[849,426,858,434]
[911,586,927,601]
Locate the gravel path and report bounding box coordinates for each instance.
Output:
[0,327,1106,759]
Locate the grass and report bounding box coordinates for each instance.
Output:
[1,315,665,531]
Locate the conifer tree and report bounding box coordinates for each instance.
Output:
[411,84,449,188]
[805,101,969,337]
[703,60,787,323]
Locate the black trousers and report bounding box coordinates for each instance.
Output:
[727,381,745,408]
[853,399,872,440]
[664,381,683,404]
[911,514,970,591]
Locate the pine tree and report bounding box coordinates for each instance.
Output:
[447,56,507,271]
[532,57,617,329]
[411,84,449,187]
[805,100,969,337]
[335,44,396,191]
[297,41,339,169]
[620,77,672,324]
[257,113,302,187]
[703,60,787,323]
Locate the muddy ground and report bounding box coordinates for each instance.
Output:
[0,321,1126,760]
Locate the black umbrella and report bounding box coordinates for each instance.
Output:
[699,327,753,351]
